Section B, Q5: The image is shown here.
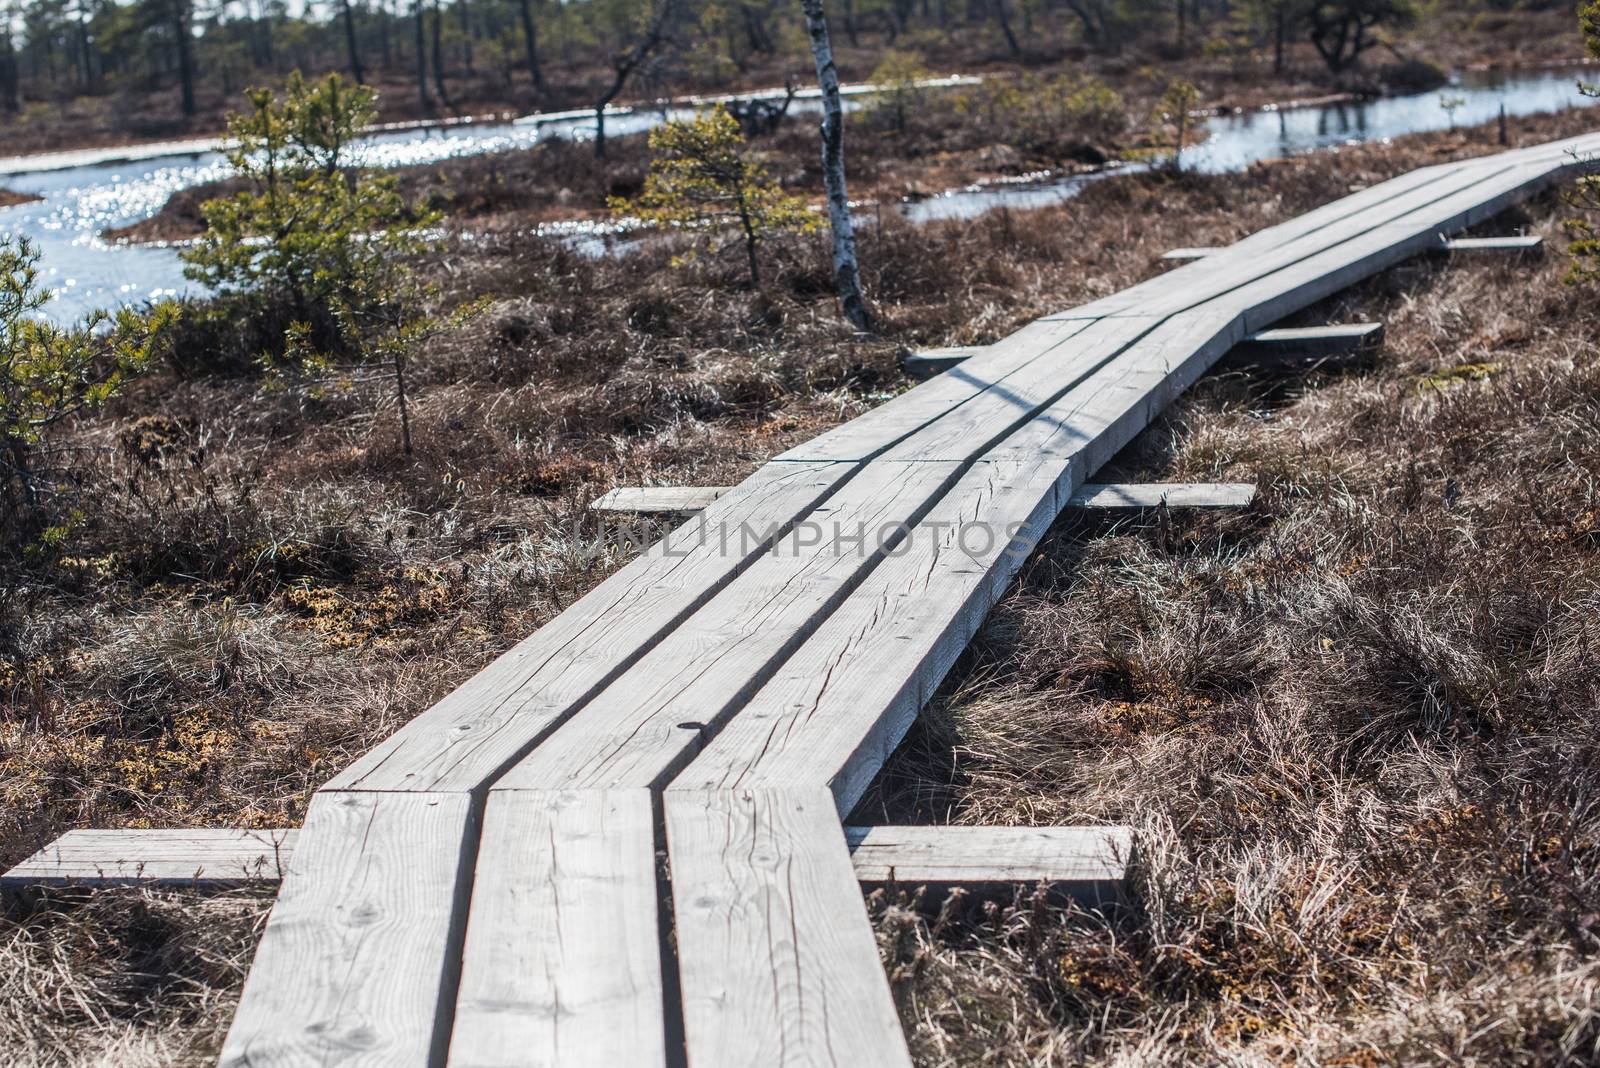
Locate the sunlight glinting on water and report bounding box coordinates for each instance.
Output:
[0,68,1596,323]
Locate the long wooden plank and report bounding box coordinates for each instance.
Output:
[1052,150,1547,324]
[218,136,1600,1068]
[448,790,665,1068]
[878,316,1158,463]
[666,788,911,1068]
[449,464,957,1068]
[1,828,297,887]
[327,460,852,793]
[491,461,963,794]
[219,792,477,1068]
[777,318,1099,463]
[677,310,1243,811]
[845,824,1133,896]
[1051,158,1483,319]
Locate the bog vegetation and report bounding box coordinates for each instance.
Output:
[1,0,1599,1065]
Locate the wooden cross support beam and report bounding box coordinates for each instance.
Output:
[1439,234,1543,252]
[900,346,985,380]
[1161,247,1220,260]
[3,824,1132,904]
[593,482,1256,516]
[1228,321,1384,369]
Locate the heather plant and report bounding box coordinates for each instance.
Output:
[613,108,819,289]
[182,72,463,453]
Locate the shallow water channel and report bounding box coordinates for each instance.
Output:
[0,67,1595,323]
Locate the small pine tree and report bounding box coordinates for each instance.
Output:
[1153,80,1202,172]
[866,50,932,137]
[182,71,459,454]
[1567,2,1600,285]
[615,109,820,289]
[1,236,176,525]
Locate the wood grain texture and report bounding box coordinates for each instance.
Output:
[899,346,981,379]
[494,461,963,793]
[449,790,665,1068]
[678,312,1245,811]
[2,828,297,887]
[776,318,1098,462]
[327,460,852,793]
[590,486,730,514]
[674,456,1069,809]
[220,792,476,1068]
[845,824,1133,895]
[1066,482,1256,509]
[1440,234,1543,251]
[667,788,911,1068]
[878,316,1158,463]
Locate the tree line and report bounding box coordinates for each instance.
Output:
[0,0,1568,125]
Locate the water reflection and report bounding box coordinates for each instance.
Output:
[0,67,1595,322]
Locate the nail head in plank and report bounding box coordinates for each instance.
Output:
[449,790,665,1068]
[589,485,730,514]
[219,792,477,1068]
[845,824,1133,903]
[1440,234,1543,251]
[667,788,911,1068]
[2,828,297,888]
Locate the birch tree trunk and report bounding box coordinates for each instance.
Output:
[799,0,871,332]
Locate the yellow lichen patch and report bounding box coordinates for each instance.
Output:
[283,565,456,647]
[1420,361,1505,391]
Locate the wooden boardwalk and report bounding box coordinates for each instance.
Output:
[200,134,1600,1067]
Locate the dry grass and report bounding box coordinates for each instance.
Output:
[855,139,1600,1067]
[3,105,1600,1063]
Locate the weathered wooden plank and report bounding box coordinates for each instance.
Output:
[219,792,476,1068]
[1233,156,1586,333]
[493,460,963,794]
[678,311,1244,811]
[590,485,729,514]
[666,788,911,1068]
[878,316,1158,463]
[777,318,1099,463]
[1048,159,1487,320]
[845,824,1133,900]
[1440,234,1543,252]
[1161,247,1219,260]
[327,460,852,793]
[2,828,296,888]
[1229,321,1384,368]
[899,345,984,380]
[587,481,1254,518]
[1066,482,1256,509]
[448,790,665,1068]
